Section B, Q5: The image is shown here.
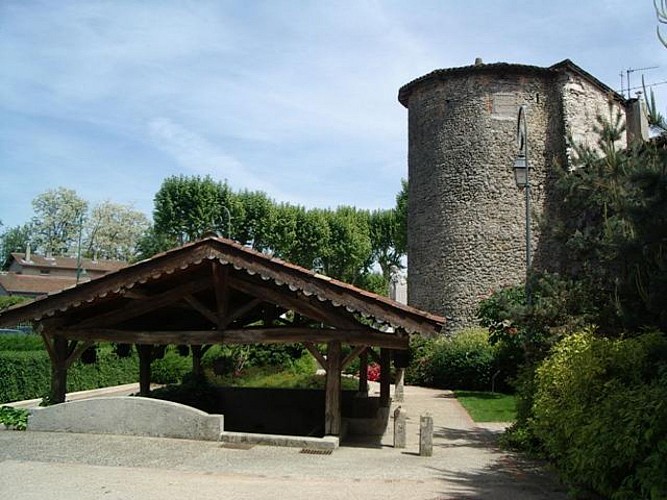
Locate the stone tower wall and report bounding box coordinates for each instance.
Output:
[405,68,562,330]
[401,62,627,331]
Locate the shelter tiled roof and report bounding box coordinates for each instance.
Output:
[0,237,445,337]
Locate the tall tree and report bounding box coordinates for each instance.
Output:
[321,206,372,284]
[234,190,275,251]
[84,201,149,261]
[368,208,402,282]
[30,187,87,256]
[395,179,408,256]
[153,175,235,244]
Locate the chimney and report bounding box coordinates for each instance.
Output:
[626,97,649,143]
[25,243,31,263]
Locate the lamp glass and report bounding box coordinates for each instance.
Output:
[513,155,528,188]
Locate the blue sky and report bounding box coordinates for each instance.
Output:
[1,0,666,229]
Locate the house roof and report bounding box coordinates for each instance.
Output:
[398,58,625,107]
[0,273,78,296]
[0,237,445,346]
[10,253,126,273]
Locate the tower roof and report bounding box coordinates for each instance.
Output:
[398,59,625,108]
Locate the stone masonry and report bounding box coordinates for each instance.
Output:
[398,59,627,331]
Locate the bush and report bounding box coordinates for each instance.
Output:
[0,343,140,403]
[531,330,667,498]
[406,328,505,391]
[0,333,45,351]
[202,343,305,376]
[151,346,192,384]
[0,350,51,403]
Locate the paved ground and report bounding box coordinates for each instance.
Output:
[0,385,567,499]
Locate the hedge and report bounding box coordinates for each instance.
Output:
[532,330,667,499]
[406,328,510,391]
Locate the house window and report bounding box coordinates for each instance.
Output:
[40,270,50,275]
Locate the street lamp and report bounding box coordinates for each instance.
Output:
[514,105,532,304]
[220,205,232,239]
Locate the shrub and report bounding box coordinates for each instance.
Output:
[0,406,29,430]
[151,346,192,384]
[201,343,305,376]
[531,330,667,498]
[406,328,504,391]
[0,343,140,403]
[0,333,45,351]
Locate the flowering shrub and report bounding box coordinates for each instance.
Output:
[366,363,381,382]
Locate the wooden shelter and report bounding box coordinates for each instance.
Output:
[0,237,444,436]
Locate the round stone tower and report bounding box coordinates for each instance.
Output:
[398,61,563,331]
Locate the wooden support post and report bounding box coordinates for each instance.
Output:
[324,340,342,436]
[192,345,203,378]
[137,345,153,396]
[358,350,368,395]
[380,348,391,407]
[50,335,69,404]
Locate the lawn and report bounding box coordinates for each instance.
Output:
[454,390,516,422]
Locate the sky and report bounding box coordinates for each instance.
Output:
[1,0,666,229]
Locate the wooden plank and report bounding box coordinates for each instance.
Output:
[58,327,408,349]
[304,342,326,369]
[183,295,218,325]
[75,277,212,329]
[324,340,342,436]
[340,345,367,371]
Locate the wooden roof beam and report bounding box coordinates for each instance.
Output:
[55,327,408,349]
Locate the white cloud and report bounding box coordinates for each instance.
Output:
[1,0,666,229]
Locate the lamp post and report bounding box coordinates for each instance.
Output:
[513,105,532,305]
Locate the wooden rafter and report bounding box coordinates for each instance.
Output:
[341,345,367,371]
[74,277,212,329]
[229,276,359,330]
[221,297,263,329]
[304,342,327,369]
[183,295,218,325]
[64,340,94,370]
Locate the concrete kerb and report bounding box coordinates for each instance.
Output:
[221,431,339,450]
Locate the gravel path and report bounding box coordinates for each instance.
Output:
[0,385,566,499]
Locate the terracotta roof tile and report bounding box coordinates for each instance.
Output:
[10,253,126,273]
[0,273,78,295]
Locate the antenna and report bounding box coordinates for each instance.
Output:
[625,66,659,98]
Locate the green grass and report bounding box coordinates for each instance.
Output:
[454,390,516,422]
